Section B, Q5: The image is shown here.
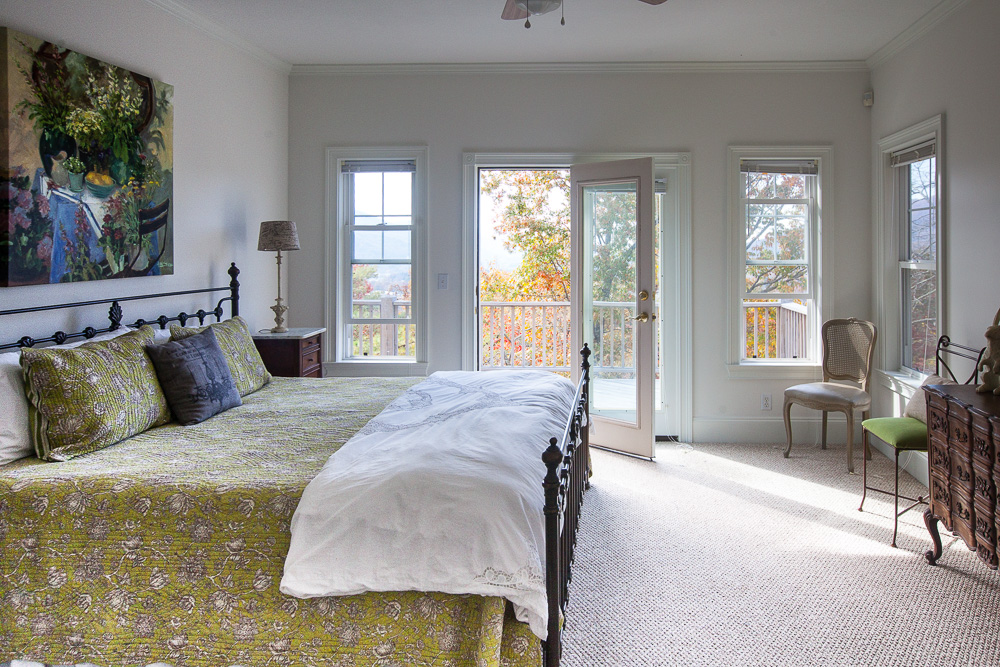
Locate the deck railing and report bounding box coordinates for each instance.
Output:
[351,296,415,357]
[480,300,639,374]
[743,300,808,359]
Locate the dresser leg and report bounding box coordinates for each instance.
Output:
[924,509,942,566]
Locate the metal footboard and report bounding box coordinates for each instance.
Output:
[542,343,591,667]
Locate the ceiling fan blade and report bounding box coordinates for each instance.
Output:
[637,0,669,4]
[502,0,528,20]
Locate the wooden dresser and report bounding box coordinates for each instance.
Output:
[252,328,325,378]
[924,384,1000,569]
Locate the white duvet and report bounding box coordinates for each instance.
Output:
[280,369,577,640]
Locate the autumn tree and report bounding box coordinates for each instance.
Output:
[479,169,571,302]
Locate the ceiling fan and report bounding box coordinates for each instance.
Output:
[502,0,668,28]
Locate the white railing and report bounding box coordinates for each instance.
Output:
[351,296,416,357]
[480,301,638,374]
[743,301,808,359]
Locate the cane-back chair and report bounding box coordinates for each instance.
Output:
[783,318,877,473]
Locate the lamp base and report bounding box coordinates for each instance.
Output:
[270,299,288,333]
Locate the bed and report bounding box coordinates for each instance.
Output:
[0,264,591,667]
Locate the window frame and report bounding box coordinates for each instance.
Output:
[874,116,943,380]
[726,146,833,379]
[325,146,428,376]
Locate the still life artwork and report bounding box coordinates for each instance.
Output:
[1,27,173,286]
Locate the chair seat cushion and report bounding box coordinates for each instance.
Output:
[862,417,928,451]
[784,382,871,411]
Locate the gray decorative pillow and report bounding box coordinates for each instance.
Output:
[146,328,241,425]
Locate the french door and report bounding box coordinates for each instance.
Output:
[571,158,655,458]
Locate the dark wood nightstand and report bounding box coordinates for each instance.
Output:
[252,328,325,378]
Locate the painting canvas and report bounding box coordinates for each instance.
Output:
[1,27,173,287]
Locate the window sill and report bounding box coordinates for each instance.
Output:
[876,369,923,399]
[725,362,822,381]
[323,360,429,378]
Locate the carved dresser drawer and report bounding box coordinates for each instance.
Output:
[925,384,1000,570]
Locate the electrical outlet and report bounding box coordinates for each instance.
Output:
[437,273,449,290]
[761,393,772,411]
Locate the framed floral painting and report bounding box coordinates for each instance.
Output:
[1,27,173,287]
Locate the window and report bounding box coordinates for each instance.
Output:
[874,116,942,378]
[326,147,427,373]
[728,147,831,376]
[895,145,937,373]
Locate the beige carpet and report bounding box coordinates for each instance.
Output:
[560,442,1000,667]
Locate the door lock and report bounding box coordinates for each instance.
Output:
[638,290,649,301]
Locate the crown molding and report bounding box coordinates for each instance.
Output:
[291,60,868,76]
[866,0,972,70]
[142,0,291,73]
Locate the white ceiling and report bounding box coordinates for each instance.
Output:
[164,0,950,67]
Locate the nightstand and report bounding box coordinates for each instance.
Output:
[251,328,325,378]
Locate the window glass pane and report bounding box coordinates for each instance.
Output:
[745,172,774,199]
[776,210,807,261]
[910,159,934,207]
[383,172,412,215]
[746,210,775,260]
[908,209,934,261]
[383,230,411,260]
[902,267,937,373]
[351,264,412,318]
[353,173,383,216]
[354,215,383,226]
[742,298,809,359]
[746,264,808,295]
[384,216,412,227]
[775,173,805,198]
[353,230,384,260]
[348,323,416,358]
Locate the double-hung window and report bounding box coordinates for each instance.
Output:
[875,116,942,378]
[728,147,831,374]
[894,143,937,373]
[327,147,427,372]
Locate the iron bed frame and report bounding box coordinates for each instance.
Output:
[0,261,590,667]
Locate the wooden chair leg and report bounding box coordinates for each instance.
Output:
[783,399,794,458]
[845,410,855,474]
[821,411,828,450]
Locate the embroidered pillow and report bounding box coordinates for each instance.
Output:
[903,374,956,423]
[170,316,271,396]
[20,326,170,461]
[146,328,241,425]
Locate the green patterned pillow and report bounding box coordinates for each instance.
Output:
[21,326,171,461]
[170,316,271,396]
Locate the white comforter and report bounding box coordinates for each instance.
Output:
[280,369,577,640]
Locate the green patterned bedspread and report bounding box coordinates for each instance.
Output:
[0,377,541,667]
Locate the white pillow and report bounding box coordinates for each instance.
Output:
[903,374,956,423]
[0,327,134,465]
[150,327,172,344]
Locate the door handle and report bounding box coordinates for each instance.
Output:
[634,312,649,323]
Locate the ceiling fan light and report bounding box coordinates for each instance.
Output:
[515,0,562,17]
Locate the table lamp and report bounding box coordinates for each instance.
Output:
[257,220,300,333]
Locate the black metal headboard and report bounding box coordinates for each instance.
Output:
[0,263,240,351]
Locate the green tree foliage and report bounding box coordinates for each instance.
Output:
[479,169,570,302]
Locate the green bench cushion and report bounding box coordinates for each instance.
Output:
[862,417,928,451]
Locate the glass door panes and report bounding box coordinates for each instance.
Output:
[582,181,639,426]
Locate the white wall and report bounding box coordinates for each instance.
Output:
[0,0,289,343]
[871,0,1000,413]
[288,66,873,441]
